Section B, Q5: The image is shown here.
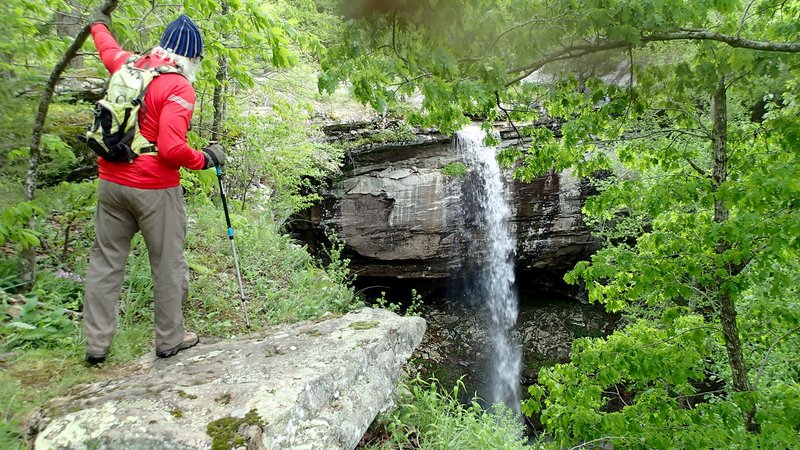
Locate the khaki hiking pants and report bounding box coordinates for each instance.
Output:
[84,180,189,356]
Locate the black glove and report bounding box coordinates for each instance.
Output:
[203,143,226,169]
[89,8,112,28]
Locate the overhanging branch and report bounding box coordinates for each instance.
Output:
[505,30,800,86]
[648,29,800,52]
[506,41,631,86]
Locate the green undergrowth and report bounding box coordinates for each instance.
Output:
[360,377,530,450]
[185,202,360,332]
[0,324,149,449]
[0,193,360,449]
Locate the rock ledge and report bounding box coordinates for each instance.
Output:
[32,308,426,450]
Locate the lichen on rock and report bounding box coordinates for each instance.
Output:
[32,308,426,450]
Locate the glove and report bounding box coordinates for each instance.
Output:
[89,8,112,28]
[202,143,226,169]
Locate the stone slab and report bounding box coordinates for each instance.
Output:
[32,308,426,450]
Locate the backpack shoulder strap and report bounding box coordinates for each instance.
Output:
[153,65,185,76]
[132,64,184,111]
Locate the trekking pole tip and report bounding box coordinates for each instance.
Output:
[238,294,251,330]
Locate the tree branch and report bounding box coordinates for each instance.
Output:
[506,30,800,86]
[391,9,409,65]
[686,158,709,178]
[136,0,158,33]
[738,0,758,38]
[651,29,800,52]
[495,91,525,147]
[753,326,800,389]
[490,13,560,52]
[212,0,230,142]
[22,0,120,288]
[506,41,628,86]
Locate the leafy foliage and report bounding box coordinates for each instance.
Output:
[440,162,467,179]
[222,97,343,218]
[0,297,76,351]
[362,377,529,450]
[524,315,800,449]
[322,0,800,130]
[0,202,42,250]
[371,288,424,317]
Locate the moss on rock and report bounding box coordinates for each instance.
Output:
[206,409,265,450]
[349,320,379,330]
[177,390,197,400]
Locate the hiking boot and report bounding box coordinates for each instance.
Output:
[156,332,199,358]
[85,352,107,365]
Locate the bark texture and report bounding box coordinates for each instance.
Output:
[711,75,759,434]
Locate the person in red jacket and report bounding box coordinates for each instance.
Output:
[84,11,225,364]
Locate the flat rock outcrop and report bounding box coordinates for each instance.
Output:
[32,308,425,450]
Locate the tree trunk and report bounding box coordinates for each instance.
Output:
[711,75,759,433]
[211,57,228,141]
[211,0,230,142]
[21,0,120,288]
[56,2,84,69]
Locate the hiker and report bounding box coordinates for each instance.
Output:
[83,10,225,364]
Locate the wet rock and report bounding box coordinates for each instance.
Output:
[413,300,618,393]
[302,125,598,281]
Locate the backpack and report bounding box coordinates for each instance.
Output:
[82,55,182,163]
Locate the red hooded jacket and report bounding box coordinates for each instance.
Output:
[90,23,206,189]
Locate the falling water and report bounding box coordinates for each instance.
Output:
[456,125,522,413]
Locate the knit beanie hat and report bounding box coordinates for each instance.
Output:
[160,14,203,58]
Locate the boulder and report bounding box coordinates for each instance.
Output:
[31,308,426,450]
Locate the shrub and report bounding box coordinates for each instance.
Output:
[0,296,77,351]
[185,202,360,333]
[362,377,530,450]
[441,162,468,179]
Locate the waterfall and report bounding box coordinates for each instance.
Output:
[456,125,522,413]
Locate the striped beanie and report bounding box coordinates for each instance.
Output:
[160,14,203,58]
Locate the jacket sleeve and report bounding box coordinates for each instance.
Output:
[90,24,131,74]
[155,81,207,170]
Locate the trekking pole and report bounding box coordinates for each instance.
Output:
[214,161,251,330]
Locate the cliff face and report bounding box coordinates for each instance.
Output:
[306,126,597,279]
[510,169,597,272]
